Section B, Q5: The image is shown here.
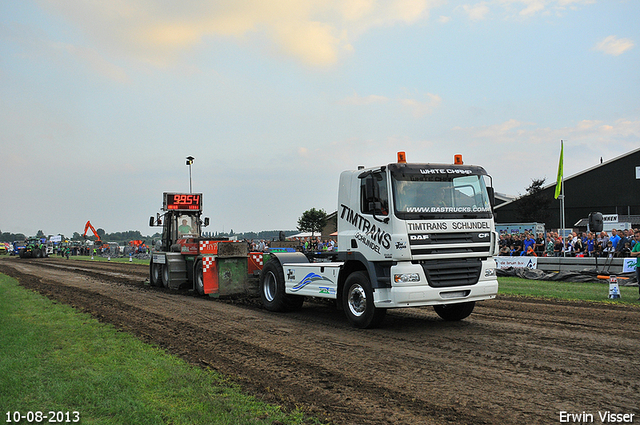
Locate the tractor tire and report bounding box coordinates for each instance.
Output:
[342,271,387,329]
[195,260,205,296]
[150,261,162,287]
[161,264,170,288]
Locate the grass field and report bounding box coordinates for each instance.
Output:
[498,276,640,305]
[0,274,321,425]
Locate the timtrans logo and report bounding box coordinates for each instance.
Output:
[292,273,333,292]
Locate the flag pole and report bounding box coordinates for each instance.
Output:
[560,179,565,256]
[555,140,565,256]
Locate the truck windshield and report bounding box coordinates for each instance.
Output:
[392,173,492,219]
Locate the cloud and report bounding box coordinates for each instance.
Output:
[1,21,129,82]
[398,93,442,117]
[454,118,640,152]
[339,91,441,117]
[461,2,491,21]
[458,0,595,21]
[53,42,130,83]
[517,0,546,16]
[339,92,390,105]
[593,35,634,56]
[37,0,440,67]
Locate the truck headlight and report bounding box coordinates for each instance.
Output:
[485,268,496,277]
[394,273,420,283]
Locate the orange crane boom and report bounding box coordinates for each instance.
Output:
[83,221,101,242]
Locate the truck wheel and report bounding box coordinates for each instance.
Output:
[260,259,304,312]
[161,264,170,288]
[195,261,204,296]
[433,302,475,321]
[150,261,162,287]
[342,271,386,329]
[35,248,42,258]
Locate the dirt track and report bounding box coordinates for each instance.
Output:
[1,256,639,425]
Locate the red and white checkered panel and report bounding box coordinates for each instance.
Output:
[202,255,218,294]
[202,256,215,272]
[248,252,264,275]
[199,240,218,254]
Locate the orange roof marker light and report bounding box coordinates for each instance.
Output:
[454,154,463,165]
[397,151,407,163]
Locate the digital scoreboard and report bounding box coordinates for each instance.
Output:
[163,193,203,211]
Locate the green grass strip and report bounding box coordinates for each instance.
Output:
[0,274,321,425]
[498,277,640,305]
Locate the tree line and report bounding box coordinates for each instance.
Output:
[2,208,331,245]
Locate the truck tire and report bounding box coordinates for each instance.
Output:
[195,260,204,296]
[433,302,475,321]
[342,271,386,329]
[259,259,304,312]
[150,261,162,287]
[35,248,43,258]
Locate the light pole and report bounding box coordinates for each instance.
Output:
[186,156,194,193]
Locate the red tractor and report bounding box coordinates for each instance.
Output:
[148,193,265,296]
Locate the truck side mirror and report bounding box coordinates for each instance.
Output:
[149,217,155,227]
[204,217,210,227]
[486,187,495,208]
[589,212,603,232]
[365,177,379,202]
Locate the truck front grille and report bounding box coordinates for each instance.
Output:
[418,258,482,288]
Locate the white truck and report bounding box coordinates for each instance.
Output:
[259,153,500,328]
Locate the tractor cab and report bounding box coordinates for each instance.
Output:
[150,193,209,253]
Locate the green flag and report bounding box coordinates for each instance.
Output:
[554,140,563,199]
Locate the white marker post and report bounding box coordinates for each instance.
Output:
[608,275,621,299]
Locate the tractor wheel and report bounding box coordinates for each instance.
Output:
[195,261,205,296]
[150,261,162,287]
[161,264,170,288]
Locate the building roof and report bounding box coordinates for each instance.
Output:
[495,146,640,211]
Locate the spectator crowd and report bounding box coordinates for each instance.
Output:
[248,237,337,253]
[498,228,640,258]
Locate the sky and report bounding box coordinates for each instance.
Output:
[1,0,638,238]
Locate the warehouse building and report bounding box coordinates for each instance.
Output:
[494,147,640,231]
